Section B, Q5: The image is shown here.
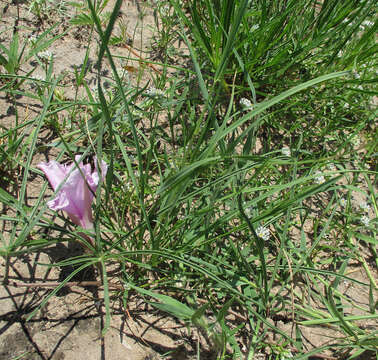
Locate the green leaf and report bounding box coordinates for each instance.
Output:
[128,284,194,320]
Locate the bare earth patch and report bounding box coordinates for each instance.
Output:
[0,0,377,359]
[0,252,196,360]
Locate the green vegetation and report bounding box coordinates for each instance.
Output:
[0,0,377,358]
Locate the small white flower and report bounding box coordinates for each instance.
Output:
[256,225,270,241]
[239,97,253,110]
[145,87,165,97]
[243,202,253,218]
[251,24,259,31]
[29,34,38,45]
[38,50,53,61]
[314,171,325,184]
[362,20,373,27]
[281,147,291,157]
[245,207,253,218]
[340,198,347,208]
[359,202,371,212]
[351,136,361,147]
[357,85,363,90]
[337,50,343,58]
[160,4,170,16]
[30,74,45,89]
[326,163,337,172]
[33,74,44,82]
[361,215,370,227]
[343,102,350,109]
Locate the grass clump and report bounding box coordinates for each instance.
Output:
[0,0,377,359]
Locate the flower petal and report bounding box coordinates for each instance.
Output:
[90,157,108,191]
[39,155,107,230]
[37,161,68,191]
[56,167,94,224]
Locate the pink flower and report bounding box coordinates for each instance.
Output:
[38,155,107,230]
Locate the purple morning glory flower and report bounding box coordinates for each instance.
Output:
[37,155,108,230]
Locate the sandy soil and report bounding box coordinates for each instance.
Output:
[0,0,377,359]
[0,251,195,360]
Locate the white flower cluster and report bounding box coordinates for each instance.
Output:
[350,136,361,147]
[256,225,270,241]
[160,4,170,16]
[38,50,53,61]
[239,97,253,110]
[327,163,336,171]
[30,74,45,89]
[359,201,371,213]
[281,147,291,157]
[361,215,370,227]
[361,20,374,27]
[29,34,38,45]
[339,195,373,229]
[33,74,44,82]
[339,198,347,208]
[314,171,325,184]
[356,199,372,228]
[146,87,165,97]
[242,202,253,218]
